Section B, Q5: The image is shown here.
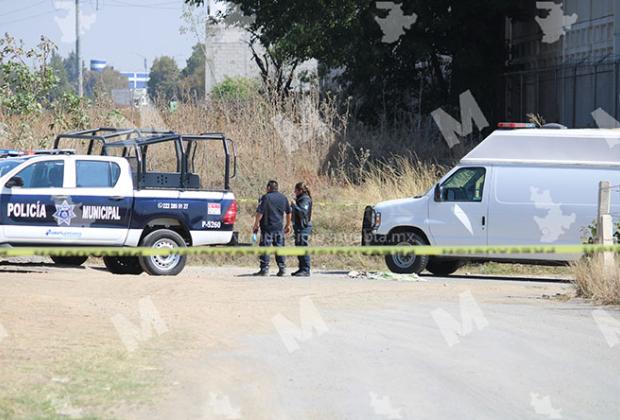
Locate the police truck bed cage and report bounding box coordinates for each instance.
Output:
[55,128,237,192]
[53,127,148,154]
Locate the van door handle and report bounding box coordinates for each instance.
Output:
[482,216,486,226]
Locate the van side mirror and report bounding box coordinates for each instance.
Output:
[5,176,23,188]
[434,183,442,202]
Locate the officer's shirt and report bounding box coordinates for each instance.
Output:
[256,191,291,232]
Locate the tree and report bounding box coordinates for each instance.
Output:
[186,1,304,98]
[178,43,205,99]
[49,51,72,101]
[83,66,127,98]
[63,50,78,89]
[148,56,180,101]
[0,34,57,115]
[185,0,522,123]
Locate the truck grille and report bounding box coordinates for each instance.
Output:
[362,206,375,229]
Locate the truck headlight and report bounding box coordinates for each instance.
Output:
[374,212,381,228]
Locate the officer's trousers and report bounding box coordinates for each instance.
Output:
[294,227,312,272]
[259,230,286,270]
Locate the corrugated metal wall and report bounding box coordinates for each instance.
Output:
[504,60,620,127]
[503,0,619,127]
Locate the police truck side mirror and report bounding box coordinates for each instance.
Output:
[434,183,442,202]
[5,176,24,188]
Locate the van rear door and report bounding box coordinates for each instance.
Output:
[427,166,490,246]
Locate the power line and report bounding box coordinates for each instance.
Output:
[109,0,179,6]
[104,0,179,9]
[0,9,56,27]
[0,0,47,18]
[104,5,178,11]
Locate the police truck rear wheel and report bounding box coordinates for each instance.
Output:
[103,256,144,275]
[139,229,187,276]
[384,231,429,274]
[51,256,88,266]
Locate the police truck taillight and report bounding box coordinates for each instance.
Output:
[223,200,238,224]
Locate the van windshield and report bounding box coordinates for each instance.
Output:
[440,167,486,202]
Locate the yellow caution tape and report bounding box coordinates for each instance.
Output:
[237,198,363,209]
[0,244,617,258]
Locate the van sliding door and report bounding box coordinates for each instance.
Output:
[487,166,620,260]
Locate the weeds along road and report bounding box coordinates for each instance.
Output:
[0,264,618,419]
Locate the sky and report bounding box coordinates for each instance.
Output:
[0,0,226,73]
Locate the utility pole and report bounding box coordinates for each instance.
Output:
[204,0,210,101]
[597,181,614,270]
[76,0,83,97]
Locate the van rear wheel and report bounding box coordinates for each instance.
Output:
[103,256,144,275]
[426,258,464,276]
[138,229,187,276]
[51,256,88,266]
[384,231,429,274]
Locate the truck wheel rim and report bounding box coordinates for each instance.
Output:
[150,238,181,271]
[393,242,415,268]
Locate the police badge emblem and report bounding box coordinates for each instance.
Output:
[53,200,77,226]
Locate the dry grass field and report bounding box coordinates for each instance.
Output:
[0,95,607,281]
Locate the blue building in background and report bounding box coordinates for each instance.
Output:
[90,58,150,106]
[111,71,150,107]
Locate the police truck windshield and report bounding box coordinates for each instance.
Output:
[0,159,25,177]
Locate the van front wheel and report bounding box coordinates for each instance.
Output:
[426,258,464,276]
[384,231,429,274]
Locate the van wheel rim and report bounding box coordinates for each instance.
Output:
[150,238,180,271]
[392,241,416,268]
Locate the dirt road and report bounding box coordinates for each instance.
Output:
[0,263,618,419]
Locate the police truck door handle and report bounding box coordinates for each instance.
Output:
[53,195,69,200]
[110,196,125,201]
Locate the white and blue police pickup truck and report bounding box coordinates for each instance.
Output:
[0,130,238,276]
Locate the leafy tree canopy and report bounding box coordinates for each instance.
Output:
[84,66,127,98]
[179,43,205,99]
[185,0,522,122]
[148,56,180,101]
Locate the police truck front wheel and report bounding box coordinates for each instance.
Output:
[384,231,429,274]
[103,256,144,275]
[51,256,88,267]
[138,229,187,276]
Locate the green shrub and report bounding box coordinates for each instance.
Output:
[210,77,259,100]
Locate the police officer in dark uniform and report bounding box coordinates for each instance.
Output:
[252,180,291,276]
[291,182,313,276]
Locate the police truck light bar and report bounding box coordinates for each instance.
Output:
[497,122,537,129]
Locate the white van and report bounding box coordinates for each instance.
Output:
[362,125,620,275]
